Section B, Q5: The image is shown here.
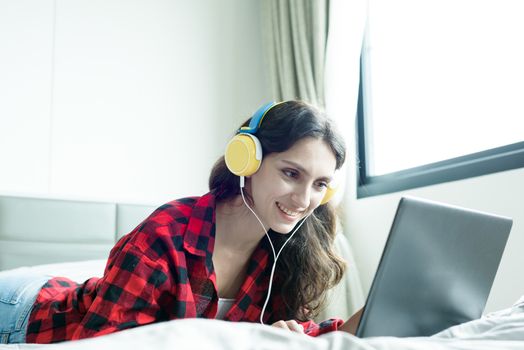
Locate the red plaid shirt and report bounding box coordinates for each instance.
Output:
[26,193,343,343]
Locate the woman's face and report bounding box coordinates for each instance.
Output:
[247,137,337,234]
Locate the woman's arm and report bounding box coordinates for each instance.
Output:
[271,308,364,336]
[71,238,176,339]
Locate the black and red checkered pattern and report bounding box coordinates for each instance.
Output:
[26,193,342,343]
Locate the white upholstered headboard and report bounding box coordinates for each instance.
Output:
[0,195,156,271]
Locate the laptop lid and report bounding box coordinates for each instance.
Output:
[355,196,512,338]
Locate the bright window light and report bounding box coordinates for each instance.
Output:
[365,0,524,176]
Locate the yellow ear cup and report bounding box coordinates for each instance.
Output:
[224,133,263,176]
[320,185,336,205]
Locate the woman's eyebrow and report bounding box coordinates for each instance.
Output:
[281,160,333,182]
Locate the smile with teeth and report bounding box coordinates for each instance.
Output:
[276,202,301,217]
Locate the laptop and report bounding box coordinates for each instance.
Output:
[355,196,513,338]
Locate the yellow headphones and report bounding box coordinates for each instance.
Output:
[224,102,336,205]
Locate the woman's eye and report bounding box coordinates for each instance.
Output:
[283,169,298,178]
[316,181,328,189]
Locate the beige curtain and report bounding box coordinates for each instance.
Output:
[262,0,329,108]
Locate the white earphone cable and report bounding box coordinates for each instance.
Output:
[238,176,311,324]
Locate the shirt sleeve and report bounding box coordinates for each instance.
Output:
[71,238,175,340]
[299,318,344,337]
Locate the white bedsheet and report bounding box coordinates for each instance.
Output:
[1,261,523,350]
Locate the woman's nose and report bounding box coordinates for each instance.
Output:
[291,184,311,209]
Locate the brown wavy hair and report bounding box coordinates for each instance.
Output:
[208,100,346,321]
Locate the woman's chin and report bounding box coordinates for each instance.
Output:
[269,221,301,235]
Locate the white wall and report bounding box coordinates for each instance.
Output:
[0,0,271,205]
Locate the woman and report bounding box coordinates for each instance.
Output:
[0,100,354,344]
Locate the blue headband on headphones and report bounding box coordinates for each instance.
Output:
[239,102,276,134]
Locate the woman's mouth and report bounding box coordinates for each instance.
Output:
[276,202,301,218]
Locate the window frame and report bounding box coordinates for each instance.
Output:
[356,50,524,199]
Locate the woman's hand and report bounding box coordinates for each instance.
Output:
[271,320,305,333]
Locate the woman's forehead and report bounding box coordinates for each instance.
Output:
[270,138,337,175]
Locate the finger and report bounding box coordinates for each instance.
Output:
[285,320,304,333]
[271,320,290,330]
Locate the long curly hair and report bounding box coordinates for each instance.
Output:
[208,100,346,321]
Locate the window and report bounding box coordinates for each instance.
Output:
[357,0,524,198]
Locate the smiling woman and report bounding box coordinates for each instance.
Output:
[0,100,352,344]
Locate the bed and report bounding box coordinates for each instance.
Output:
[1,260,524,349]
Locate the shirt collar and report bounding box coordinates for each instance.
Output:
[183,192,216,257]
